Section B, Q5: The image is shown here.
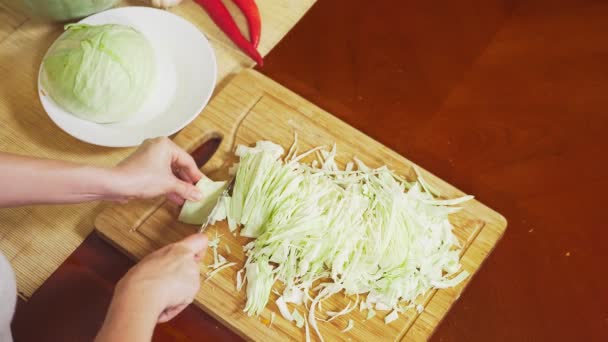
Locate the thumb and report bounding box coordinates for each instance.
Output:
[170,178,202,202]
[178,233,208,256]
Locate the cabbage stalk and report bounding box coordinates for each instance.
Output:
[179,178,227,224]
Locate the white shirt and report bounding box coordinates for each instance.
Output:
[0,252,15,342]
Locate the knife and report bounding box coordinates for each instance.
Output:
[198,177,235,233]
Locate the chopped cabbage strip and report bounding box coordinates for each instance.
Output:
[283,287,304,305]
[366,308,376,320]
[384,310,399,325]
[206,262,236,281]
[414,166,442,197]
[304,315,311,342]
[293,309,305,328]
[213,140,472,340]
[431,270,470,289]
[322,300,357,322]
[236,269,244,291]
[341,319,354,333]
[276,296,293,321]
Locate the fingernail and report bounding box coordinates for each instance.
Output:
[190,189,203,201]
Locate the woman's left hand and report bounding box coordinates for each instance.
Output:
[113,137,204,205]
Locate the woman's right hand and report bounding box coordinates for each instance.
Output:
[96,233,208,342]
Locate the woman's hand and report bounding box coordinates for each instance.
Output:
[113,137,204,205]
[96,233,208,342]
[0,137,201,207]
[0,136,202,207]
[117,233,208,322]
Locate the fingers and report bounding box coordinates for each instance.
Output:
[119,136,207,203]
[170,143,204,184]
[178,233,208,256]
[158,303,189,323]
[166,193,185,205]
[169,178,202,202]
[177,168,193,184]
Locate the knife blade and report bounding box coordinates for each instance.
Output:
[198,177,235,233]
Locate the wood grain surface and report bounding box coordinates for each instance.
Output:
[9,0,608,341]
[0,0,315,298]
[94,69,506,341]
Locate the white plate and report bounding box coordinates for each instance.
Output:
[38,6,217,147]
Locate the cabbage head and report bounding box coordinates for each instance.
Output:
[4,0,119,21]
[41,24,156,123]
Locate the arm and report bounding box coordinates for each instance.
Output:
[0,137,203,207]
[96,234,208,342]
[0,153,120,207]
[94,290,159,342]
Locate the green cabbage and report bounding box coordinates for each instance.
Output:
[178,178,227,225]
[5,0,118,21]
[41,24,156,123]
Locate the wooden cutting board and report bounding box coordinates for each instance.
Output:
[95,69,507,341]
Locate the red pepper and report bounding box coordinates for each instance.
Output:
[231,0,261,48]
[194,0,264,66]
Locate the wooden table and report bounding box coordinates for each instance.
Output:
[10,0,608,340]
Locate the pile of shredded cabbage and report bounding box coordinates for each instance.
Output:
[210,139,472,341]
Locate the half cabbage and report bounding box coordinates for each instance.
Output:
[41,23,156,123]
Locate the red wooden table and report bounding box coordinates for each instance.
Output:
[12,0,608,340]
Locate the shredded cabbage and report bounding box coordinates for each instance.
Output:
[292,309,305,328]
[276,296,293,321]
[366,308,376,320]
[202,232,237,281]
[384,309,399,325]
[210,140,471,339]
[341,319,354,333]
[206,262,236,280]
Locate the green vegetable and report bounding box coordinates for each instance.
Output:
[210,140,472,341]
[41,24,156,123]
[275,296,293,321]
[5,0,118,21]
[178,178,227,225]
[292,309,304,328]
[341,319,354,333]
[384,310,399,325]
[366,308,376,320]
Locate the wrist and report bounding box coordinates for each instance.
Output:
[100,167,132,202]
[97,283,162,341]
[114,277,166,317]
